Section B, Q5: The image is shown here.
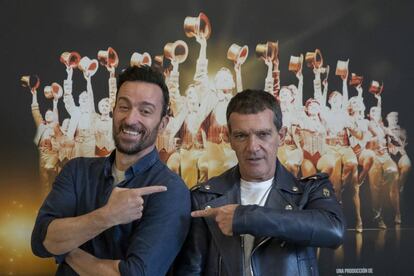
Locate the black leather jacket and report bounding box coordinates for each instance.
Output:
[175,161,345,276]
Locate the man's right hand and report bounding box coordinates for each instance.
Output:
[191,204,239,236]
[103,186,167,226]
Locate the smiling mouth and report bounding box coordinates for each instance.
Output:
[121,128,144,136]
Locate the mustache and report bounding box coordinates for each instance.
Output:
[245,154,262,159]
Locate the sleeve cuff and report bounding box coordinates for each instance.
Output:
[31,216,67,263]
[232,205,251,235]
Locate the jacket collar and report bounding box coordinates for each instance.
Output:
[267,160,303,209]
[103,148,160,180]
[197,160,303,199]
[197,165,241,196]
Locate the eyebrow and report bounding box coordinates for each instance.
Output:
[233,128,273,134]
[139,101,157,109]
[117,97,157,109]
[256,129,273,133]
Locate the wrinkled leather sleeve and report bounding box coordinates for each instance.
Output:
[232,177,345,249]
[174,189,210,276]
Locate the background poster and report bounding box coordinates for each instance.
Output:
[1,0,413,275]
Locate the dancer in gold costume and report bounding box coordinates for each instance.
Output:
[386,111,411,224]
[367,94,399,228]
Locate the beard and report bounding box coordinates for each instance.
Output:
[113,120,161,155]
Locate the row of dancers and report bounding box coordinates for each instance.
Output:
[23,13,411,232]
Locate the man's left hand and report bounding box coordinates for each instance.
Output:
[191,204,239,236]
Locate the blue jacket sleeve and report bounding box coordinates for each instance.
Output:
[118,175,191,275]
[31,159,78,263]
[233,177,345,249]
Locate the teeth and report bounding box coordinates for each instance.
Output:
[122,129,140,136]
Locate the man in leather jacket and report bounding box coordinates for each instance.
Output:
[174,89,345,276]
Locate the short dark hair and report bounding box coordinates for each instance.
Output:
[117,65,170,117]
[226,89,282,131]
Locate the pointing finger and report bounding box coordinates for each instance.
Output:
[135,185,167,196]
[191,207,217,218]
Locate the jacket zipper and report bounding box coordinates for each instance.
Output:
[251,237,271,255]
[241,235,246,276]
[218,256,222,276]
[250,237,271,276]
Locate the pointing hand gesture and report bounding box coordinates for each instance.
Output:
[191,204,239,236]
[103,186,167,226]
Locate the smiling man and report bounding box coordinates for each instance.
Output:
[175,89,345,276]
[31,66,191,275]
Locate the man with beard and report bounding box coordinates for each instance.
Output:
[175,89,344,276]
[31,66,191,275]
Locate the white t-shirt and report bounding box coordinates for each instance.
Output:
[240,177,274,276]
[112,163,126,186]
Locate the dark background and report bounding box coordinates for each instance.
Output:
[0,0,413,274]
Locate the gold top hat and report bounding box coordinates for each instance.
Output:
[164,40,189,64]
[227,44,249,64]
[98,47,119,68]
[21,75,40,92]
[305,49,323,68]
[255,41,278,61]
[288,54,303,73]
[369,80,384,95]
[184,12,211,39]
[335,59,349,77]
[349,73,363,87]
[130,52,152,67]
[60,51,81,68]
[79,56,99,76]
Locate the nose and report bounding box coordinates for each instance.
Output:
[123,108,141,126]
[246,134,260,153]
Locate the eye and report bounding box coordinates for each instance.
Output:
[232,132,247,141]
[257,131,271,139]
[140,108,153,116]
[117,105,129,111]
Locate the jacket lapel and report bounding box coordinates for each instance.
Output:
[201,170,244,276]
